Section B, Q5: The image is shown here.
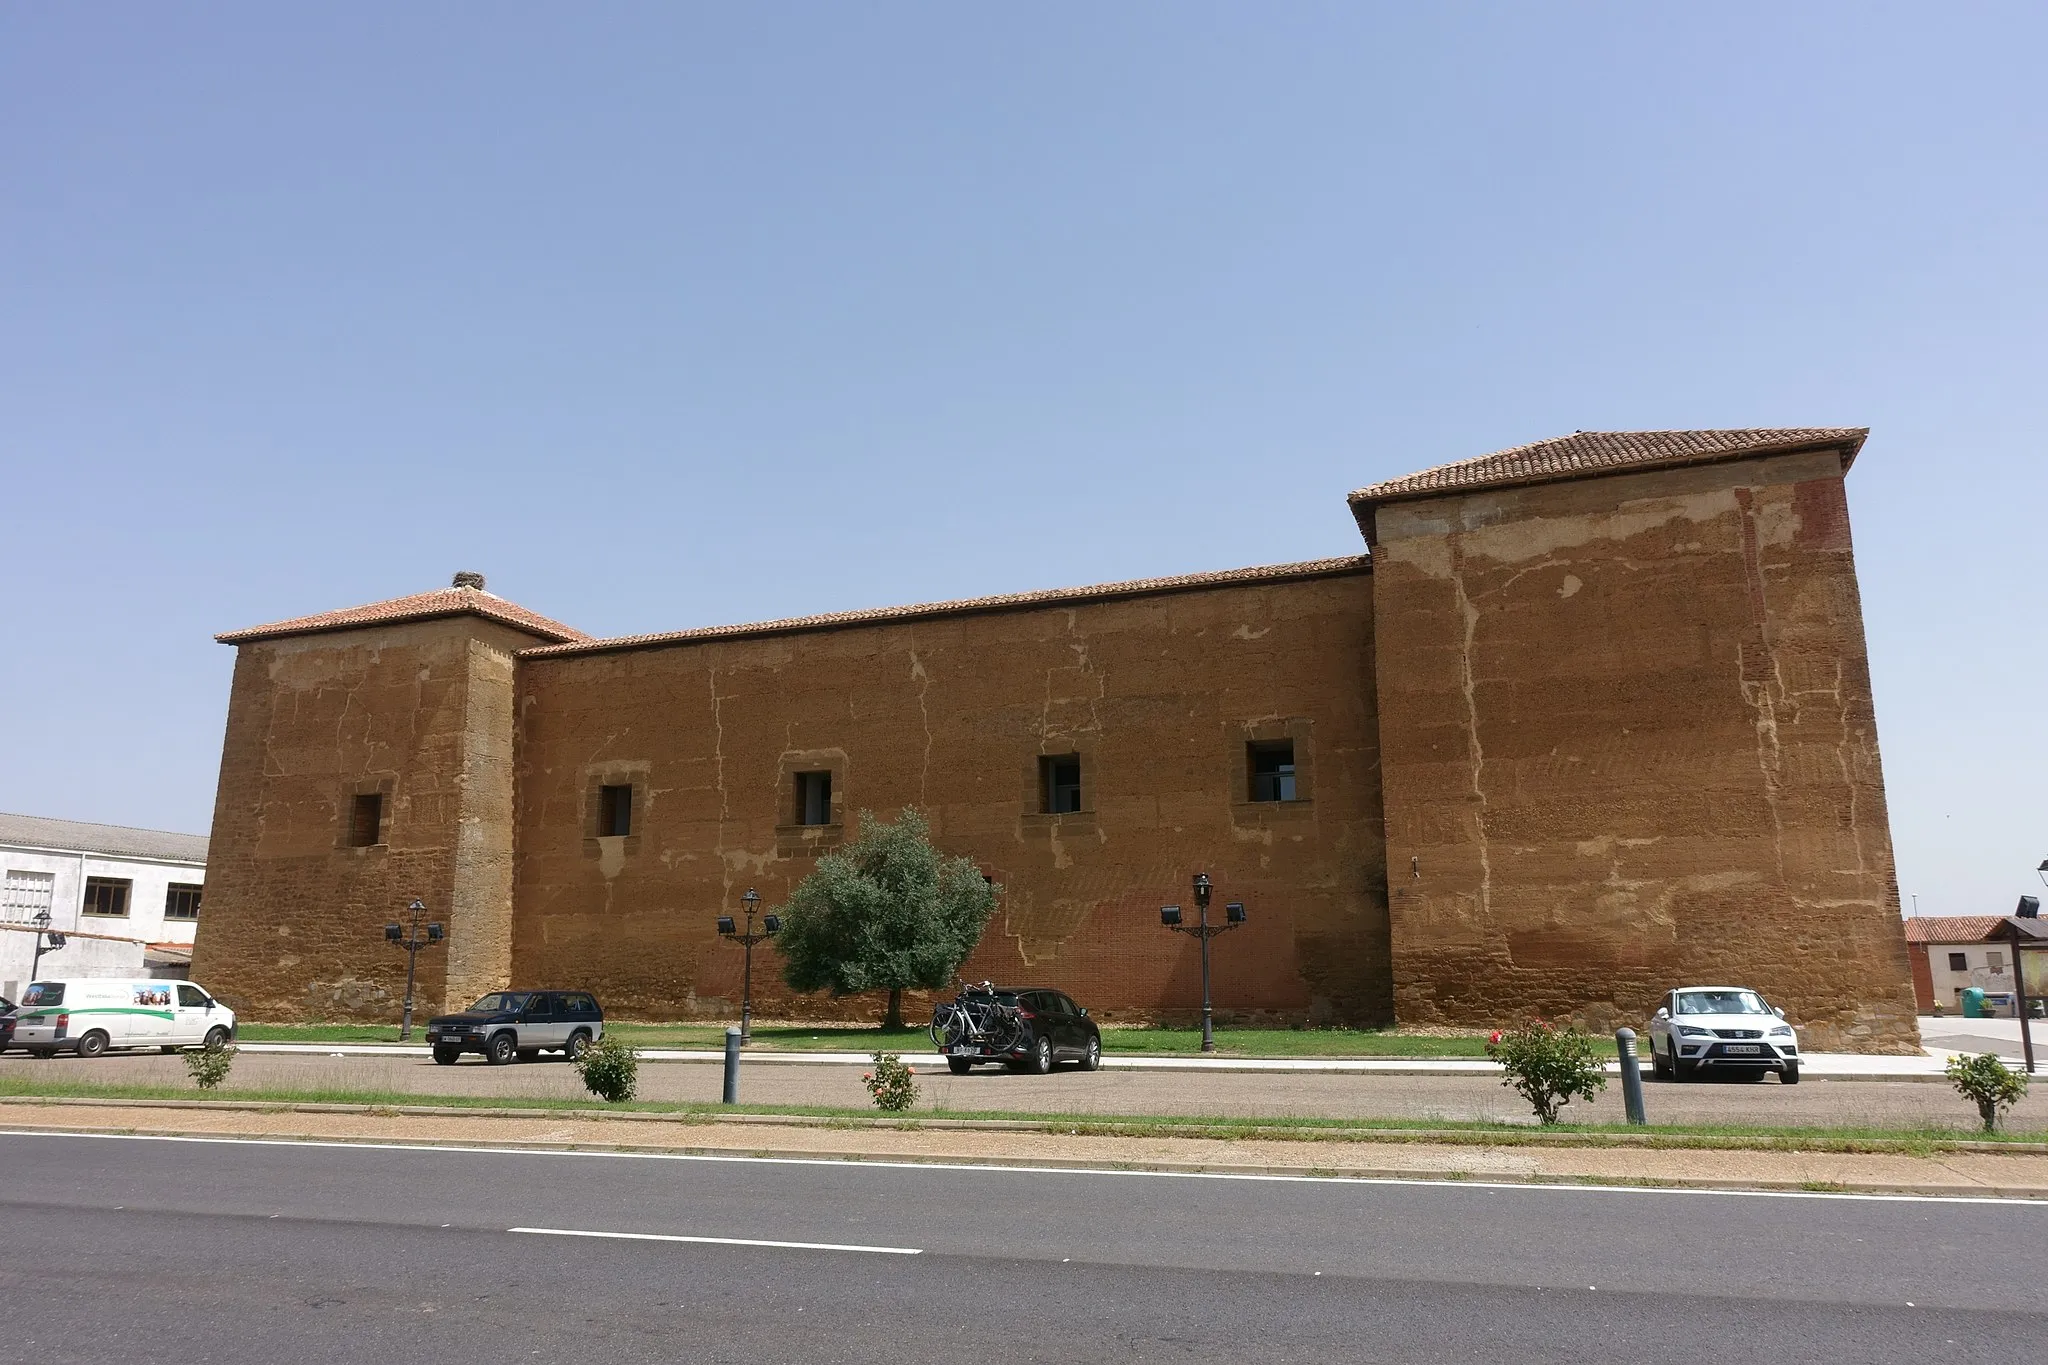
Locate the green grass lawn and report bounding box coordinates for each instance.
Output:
[232,1021,1488,1058]
[0,1073,2031,1152]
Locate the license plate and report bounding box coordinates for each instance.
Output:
[1724,1044,1761,1054]
[951,1046,976,1056]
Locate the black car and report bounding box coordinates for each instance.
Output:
[425,990,604,1066]
[932,986,1101,1075]
[0,997,14,1054]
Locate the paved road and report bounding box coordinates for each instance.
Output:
[3,1048,2034,1130]
[0,1132,2042,1363]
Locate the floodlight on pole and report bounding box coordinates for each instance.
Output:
[717,887,779,1045]
[1158,873,1248,1052]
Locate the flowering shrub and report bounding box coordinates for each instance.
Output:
[184,1043,236,1090]
[574,1034,639,1103]
[1485,1021,1607,1125]
[1946,1052,2027,1132]
[863,1052,919,1112]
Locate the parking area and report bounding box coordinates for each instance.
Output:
[2,1047,2034,1131]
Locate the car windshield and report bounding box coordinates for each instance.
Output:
[1676,990,1771,1016]
[20,983,63,1007]
[465,993,528,1013]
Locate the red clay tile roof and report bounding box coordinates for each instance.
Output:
[1902,915,2011,944]
[521,555,1372,659]
[218,585,590,646]
[1348,428,1869,517]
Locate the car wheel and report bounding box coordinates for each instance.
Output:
[485,1032,518,1066]
[1672,1047,1692,1082]
[948,1057,973,1075]
[203,1026,232,1053]
[517,1048,539,1063]
[76,1031,109,1059]
[29,1048,55,1060]
[564,1031,591,1063]
[432,1048,461,1066]
[1027,1035,1053,1076]
[1781,1063,1801,1085]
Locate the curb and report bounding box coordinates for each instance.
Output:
[1,1116,2041,1200]
[2,1095,2041,1155]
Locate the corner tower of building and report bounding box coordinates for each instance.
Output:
[192,575,586,1018]
[1354,430,1917,1051]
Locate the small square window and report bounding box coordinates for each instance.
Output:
[1248,740,1296,802]
[348,793,384,848]
[164,884,203,921]
[598,784,634,837]
[1041,755,1082,814]
[1948,952,1969,972]
[795,771,833,826]
[82,877,131,917]
[1989,951,2005,973]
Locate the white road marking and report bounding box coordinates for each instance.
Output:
[510,1226,920,1255]
[3,1130,2044,1207]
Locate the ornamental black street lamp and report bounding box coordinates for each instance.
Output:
[384,898,444,1041]
[29,909,67,980]
[1159,872,1248,1053]
[717,887,782,1046]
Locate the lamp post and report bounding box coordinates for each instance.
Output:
[1159,872,1247,1053]
[717,887,782,1046]
[28,909,66,980]
[383,898,444,1041]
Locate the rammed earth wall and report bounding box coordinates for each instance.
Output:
[191,430,1920,1051]
[509,568,1390,1025]
[1368,452,1916,1051]
[192,617,529,1020]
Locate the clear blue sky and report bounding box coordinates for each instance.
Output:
[4,4,2042,919]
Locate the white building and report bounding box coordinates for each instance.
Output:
[0,812,207,1002]
[1903,915,2022,1014]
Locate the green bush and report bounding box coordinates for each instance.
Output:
[184,1044,236,1091]
[1485,1021,1607,1125]
[862,1052,919,1112]
[1945,1052,2027,1132]
[574,1034,638,1103]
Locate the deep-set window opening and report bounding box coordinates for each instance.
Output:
[598,784,634,837]
[348,793,384,847]
[795,771,833,826]
[1041,755,1083,814]
[1249,740,1297,802]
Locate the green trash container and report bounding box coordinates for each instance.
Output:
[1961,986,1987,1018]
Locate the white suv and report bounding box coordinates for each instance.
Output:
[1647,986,1800,1084]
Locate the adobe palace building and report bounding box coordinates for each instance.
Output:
[192,429,1920,1050]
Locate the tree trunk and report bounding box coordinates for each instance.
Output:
[885,987,905,1031]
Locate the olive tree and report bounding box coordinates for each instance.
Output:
[777,807,1000,1029]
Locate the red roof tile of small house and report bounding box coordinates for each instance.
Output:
[1902,915,2010,945]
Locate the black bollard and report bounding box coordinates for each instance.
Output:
[723,1025,741,1105]
[1616,1027,1646,1125]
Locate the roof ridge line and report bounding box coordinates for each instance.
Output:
[520,554,1373,659]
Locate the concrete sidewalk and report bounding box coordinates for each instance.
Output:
[237,1041,1959,1078]
[6,1098,2046,1199]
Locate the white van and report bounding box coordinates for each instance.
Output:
[12,979,237,1058]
